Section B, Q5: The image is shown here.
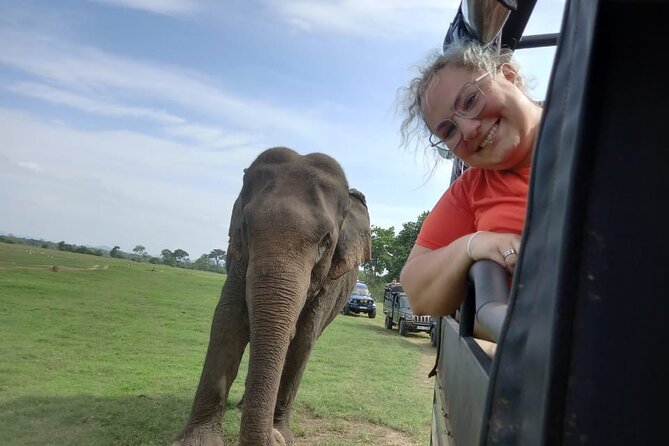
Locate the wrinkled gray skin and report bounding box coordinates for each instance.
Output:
[173,147,371,446]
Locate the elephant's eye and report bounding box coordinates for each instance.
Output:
[318,233,332,255]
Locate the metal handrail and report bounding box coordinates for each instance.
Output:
[467,260,511,342]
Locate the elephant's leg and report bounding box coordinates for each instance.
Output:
[174,276,249,446]
[272,316,317,444]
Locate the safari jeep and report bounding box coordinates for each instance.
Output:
[342,281,377,318]
[383,284,431,336]
[428,0,669,445]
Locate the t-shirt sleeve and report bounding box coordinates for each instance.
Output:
[415,177,476,250]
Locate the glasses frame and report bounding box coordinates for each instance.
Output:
[429,71,492,157]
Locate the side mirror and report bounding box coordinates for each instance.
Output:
[461,0,512,46]
[444,0,514,51]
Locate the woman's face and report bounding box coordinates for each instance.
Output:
[421,64,541,170]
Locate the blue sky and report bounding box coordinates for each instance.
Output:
[0,0,565,259]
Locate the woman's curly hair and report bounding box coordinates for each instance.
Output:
[397,41,523,161]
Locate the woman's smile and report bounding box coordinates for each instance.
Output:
[478,119,499,149]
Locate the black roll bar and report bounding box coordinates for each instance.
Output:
[458,261,510,342]
[516,32,560,49]
[468,260,510,342]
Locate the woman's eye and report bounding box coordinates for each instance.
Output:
[442,122,458,140]
[463,91,479,112]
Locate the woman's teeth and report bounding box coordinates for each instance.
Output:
[479,123,498,149]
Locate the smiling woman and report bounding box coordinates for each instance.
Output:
[397,40,542,318]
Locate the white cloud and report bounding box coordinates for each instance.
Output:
[267,0,461,39]
[163,124,256,150]
[8,81,185,125]
[88,0,204,16]
[6,81,261,150]
[16,161,43,173]
[0,28,333,143]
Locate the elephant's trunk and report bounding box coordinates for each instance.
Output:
[239,256,310,446]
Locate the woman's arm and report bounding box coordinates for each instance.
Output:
[400,235,472,317]
[400,231,521,316]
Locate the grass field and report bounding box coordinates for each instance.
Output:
[0,242,435,445]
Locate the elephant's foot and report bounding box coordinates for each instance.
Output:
[239,428,286,446]
[172,424,225,446]
[274,419,294,446]
[272,428,287,446]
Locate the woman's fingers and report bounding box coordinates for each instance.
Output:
[500,238,521,273]
[467,231,522,273]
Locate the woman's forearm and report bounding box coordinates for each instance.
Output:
[400,234,474,316]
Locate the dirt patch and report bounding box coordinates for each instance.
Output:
[293,405,416,446]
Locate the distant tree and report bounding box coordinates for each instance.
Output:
[385,211,429,281]
[133,245,147,257]
[193,254,213,271]
[208,249,226,267]
[57,241,74,252]
[110,245,122,258]
[173,249,189,263]
[161,249,176,266]
[363,226,396,278]
[74,246,89,254]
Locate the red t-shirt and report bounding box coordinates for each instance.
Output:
[416,166,530,250]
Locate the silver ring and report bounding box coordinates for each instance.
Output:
[502,248,517,258]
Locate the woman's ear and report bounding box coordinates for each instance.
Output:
[500,63,518,84]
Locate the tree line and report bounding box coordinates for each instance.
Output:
[0,235,226,274]
[100,245,227,274]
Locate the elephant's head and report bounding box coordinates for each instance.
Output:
[226,147,370,295]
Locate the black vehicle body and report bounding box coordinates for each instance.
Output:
[343,282,376,318]
[383,284,431,336]
[430,1,669,445]
[429,316,438,347]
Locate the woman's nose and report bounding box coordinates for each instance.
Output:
[454,116,481,141]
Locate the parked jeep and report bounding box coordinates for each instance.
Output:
[382,284,431,336]
[342,281,376,318]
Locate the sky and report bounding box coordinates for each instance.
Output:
[0,0,565,259]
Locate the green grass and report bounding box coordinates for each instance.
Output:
[0,242,434,445]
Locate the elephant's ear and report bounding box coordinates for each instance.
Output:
[329,188,371,280]
[226,196,244,266]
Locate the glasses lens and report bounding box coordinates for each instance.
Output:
[435,119,461,150]
[455,83,485,118]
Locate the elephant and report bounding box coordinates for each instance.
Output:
[173,146,371,446]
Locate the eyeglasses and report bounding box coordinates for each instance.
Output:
[429,72,491,156]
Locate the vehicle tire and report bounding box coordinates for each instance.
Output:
[385,315,393,329]
[368,309,376,319]
[343,305,351,315]
[399,319,408,337]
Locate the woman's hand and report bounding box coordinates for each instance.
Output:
[466,231,521,273]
